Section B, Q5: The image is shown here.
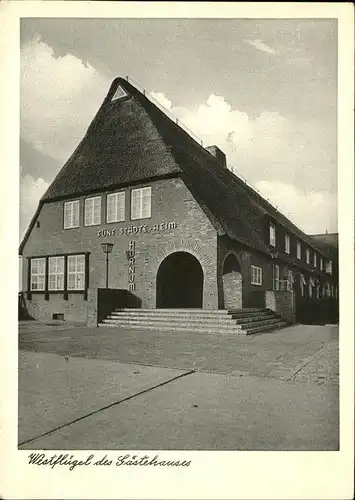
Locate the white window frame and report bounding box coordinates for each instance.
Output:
[64,200,80,229]
[305,248,310,264]
[112,85,128,101]
[286,269,294,291]
[320,258,324,271]
[313,253,317,268]
[131,186,151,220]
[269,223,276,247]
[285,234,290,254]
[84,196,101,226]
[297,241,301,259]
[67,255,85,290]
[30,258,46,291]
[48,256,65,291]
[300,273,306,297]
[251,265,263,286]
[106,191,125,223]
[326,260,333,274]
[309,277,315,298]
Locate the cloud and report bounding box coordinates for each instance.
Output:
[150,92,172,110]
[20,38,336,234]
[20,173,49,239]
[255,181,337,234]
[148,91,337,232]
[244,39,277,55]
[21,36,110,162]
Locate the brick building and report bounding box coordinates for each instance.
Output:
[19,77,339,327]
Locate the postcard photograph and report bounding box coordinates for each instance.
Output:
[17,15,341,452]
[1,3,353,499]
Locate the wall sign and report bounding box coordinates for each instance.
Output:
[97,221,177,238]
[128,240,136,292]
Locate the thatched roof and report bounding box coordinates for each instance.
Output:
[20,77,334,262]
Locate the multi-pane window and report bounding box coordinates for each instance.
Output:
[297,241,301,259]
[285,234,290,254]
[251,265,262,286]
[84,196,101,226]
[64,200,80,229]
[107,192,125,223]
[131,187,151,220]
[320,258,324,271]
[269,223,276,247]
[67,255,85,290]
[30,258,46,290]
[326,260,333,274]
[305,248,310,264]
[273,264,280,291]
[48,256,64,291]
[313,253,317,268]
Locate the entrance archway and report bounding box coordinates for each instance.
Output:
[222,253,243,309]
[156,252,204,308]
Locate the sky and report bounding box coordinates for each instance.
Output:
[20,18,338,239]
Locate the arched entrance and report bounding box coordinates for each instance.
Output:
[222,253,243,309]
[156,252,204,308]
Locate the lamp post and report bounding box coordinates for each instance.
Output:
[101,243,114,289]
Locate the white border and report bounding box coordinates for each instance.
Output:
[0,2,353,499]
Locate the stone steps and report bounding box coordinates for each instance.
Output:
[99,308,289,336]
[108,311,275,324]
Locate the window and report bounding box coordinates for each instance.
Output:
[297,241,301,259]
[313,253,317,268]
[316,283,320,298]
[305,248,310,264]
[273,264,280,291]
[300,274,306,297]
[131,187,151,220]
[84,196,101,226]
[48,256,64,291]
[107,192,125,223]
[286,269,294,291]
[111,85,128,101]
[30,258,46,290]
[64,200,80,229]
[309,277,315,298]
[67,255,85,290]
[251,265,262,286]
[326,260,333,274]
[269,223,276,247]
[285,234,290,254]
[320,258,324,271]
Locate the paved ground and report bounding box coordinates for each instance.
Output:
[18,322,339,450]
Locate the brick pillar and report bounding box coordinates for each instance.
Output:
[86,288,98,327]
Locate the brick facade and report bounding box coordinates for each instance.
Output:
[21,177,219,323]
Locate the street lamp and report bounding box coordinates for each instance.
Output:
[101,242,114,289]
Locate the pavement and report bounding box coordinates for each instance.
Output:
[18,321,339,450]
